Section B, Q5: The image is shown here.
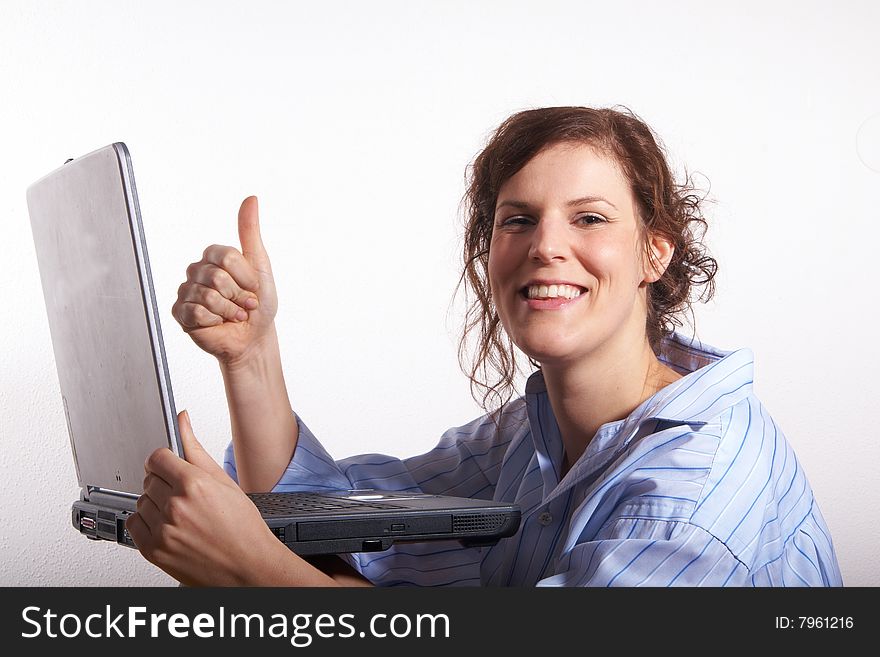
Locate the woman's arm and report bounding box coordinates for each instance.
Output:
[220,324,300,492]
[304,556,374,587]
[172,196,301,492]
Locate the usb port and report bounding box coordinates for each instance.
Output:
[80,516,96,531]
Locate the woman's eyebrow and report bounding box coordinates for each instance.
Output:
[566,195,618,210]
[495,195,619,212]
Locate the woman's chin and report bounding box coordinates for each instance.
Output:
[515,338,588,367]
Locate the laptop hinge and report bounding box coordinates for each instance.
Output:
[86,487,139,506]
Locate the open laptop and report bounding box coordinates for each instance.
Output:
[26,143,521,556]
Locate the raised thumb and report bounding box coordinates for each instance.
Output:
[237,196,270,269]
[177,410,227,480]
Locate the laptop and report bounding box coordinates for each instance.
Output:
[26,143,521,556]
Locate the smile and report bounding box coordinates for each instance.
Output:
[518,284,588,310]
[523,283,585,300]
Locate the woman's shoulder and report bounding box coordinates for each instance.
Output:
[438,395,531,447]
[646,332,758,429]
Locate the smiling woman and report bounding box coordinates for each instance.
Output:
[460,107,717,418]
[486,141,686,472]
[129,106,843,587]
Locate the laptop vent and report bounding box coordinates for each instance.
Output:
[453,514,506,534]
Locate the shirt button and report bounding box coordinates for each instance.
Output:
[538,511,553,526]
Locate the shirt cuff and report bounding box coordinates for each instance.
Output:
[221,413,353,492]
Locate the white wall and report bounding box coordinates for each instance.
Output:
[2,0,877,587]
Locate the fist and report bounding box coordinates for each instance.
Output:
[172,196,279,365]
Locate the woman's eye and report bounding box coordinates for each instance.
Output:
[497,214,604,228]
[500,216,531,226]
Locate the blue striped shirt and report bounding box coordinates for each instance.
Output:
[224,333,843,586]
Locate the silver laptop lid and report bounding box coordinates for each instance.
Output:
[27,143,182,495]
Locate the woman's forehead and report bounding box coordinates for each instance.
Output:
[497,142,632,207]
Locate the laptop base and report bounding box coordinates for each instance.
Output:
[73,490,521,556]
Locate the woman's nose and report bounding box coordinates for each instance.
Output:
[528,218,568,263]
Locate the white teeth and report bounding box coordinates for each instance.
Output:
[526,284,584,300]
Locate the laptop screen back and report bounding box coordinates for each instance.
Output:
[27,144,180,495]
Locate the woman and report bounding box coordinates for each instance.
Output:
[127,106,842,586]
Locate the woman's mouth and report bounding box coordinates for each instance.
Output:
[523,283,584,300]
[519,283,588,310]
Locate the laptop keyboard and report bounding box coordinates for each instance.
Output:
[248,492,396,515]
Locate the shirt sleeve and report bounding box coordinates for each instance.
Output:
[536,517,749,587]
[747,502,844,586]
[224,409,524,499]
[222,414,351,491]
[535,510,842,587]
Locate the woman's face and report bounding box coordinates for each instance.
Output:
[488,142,665,366]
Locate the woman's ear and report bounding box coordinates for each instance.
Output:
[643,232,675,284]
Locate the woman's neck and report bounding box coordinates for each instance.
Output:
[541,333,681,479]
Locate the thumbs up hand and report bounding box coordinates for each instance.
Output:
[172,197,279,366]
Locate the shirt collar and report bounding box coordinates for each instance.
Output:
[524,332,755,427]
[645,333,754,424]
[522,332,755,500]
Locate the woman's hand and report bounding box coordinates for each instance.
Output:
[172,196,278,367]
[125,410,336,587]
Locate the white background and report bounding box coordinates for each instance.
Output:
[1,0,877,587]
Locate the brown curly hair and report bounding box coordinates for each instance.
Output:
[454,106,718,415]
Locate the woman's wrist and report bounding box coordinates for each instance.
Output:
[219,325,282,381]
[246,536,341,587]
[218,321,297,493]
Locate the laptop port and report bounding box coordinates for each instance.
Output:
[80,516,96,531]
[117,518,136,548]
